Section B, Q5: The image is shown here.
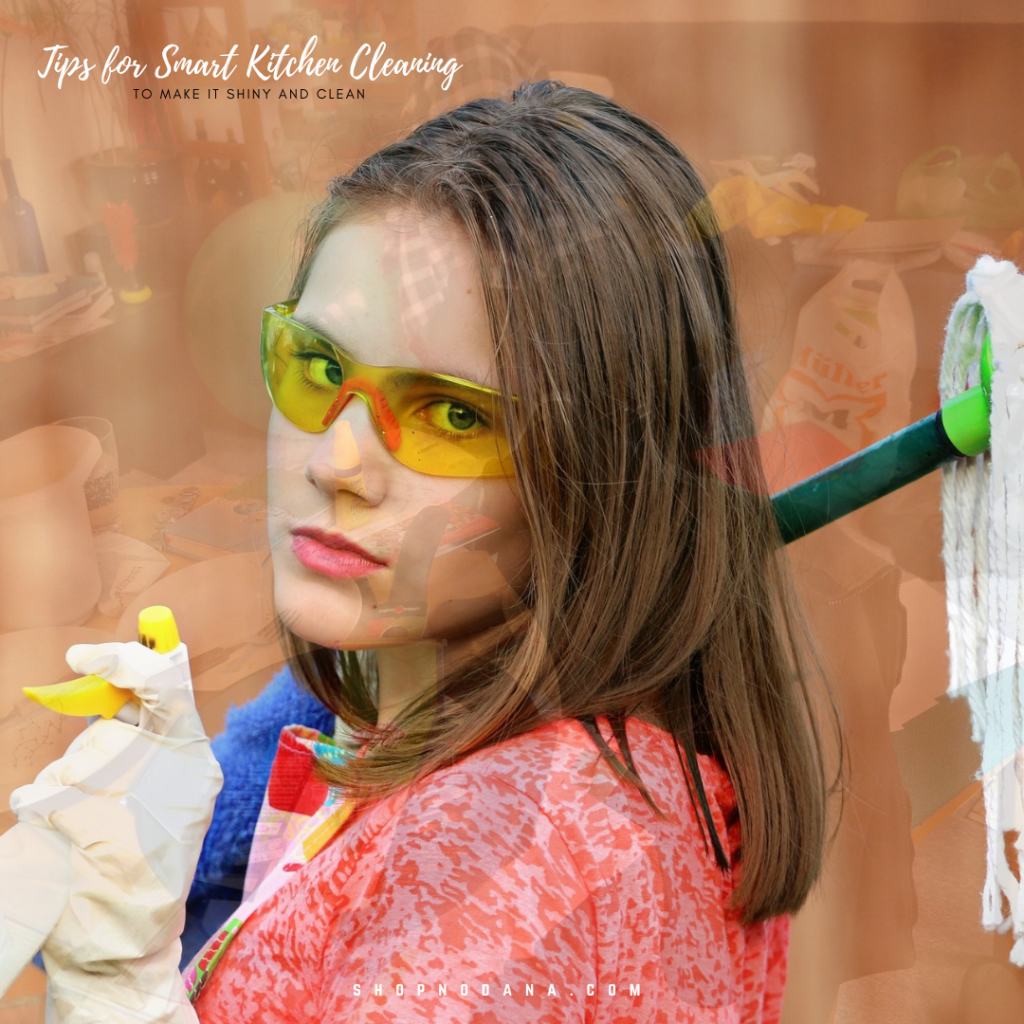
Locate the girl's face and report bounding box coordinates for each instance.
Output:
[267,208,532,651]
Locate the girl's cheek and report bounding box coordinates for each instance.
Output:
[427,549,512,602]
[267,415,316,482]
[266,464,317,534]
[424,549,520,635]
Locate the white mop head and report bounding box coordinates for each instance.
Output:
[941,255,1024,963]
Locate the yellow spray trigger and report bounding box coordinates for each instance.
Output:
[23,675,138,719]
[22,606,181,719]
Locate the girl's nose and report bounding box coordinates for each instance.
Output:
[304,395,389,505]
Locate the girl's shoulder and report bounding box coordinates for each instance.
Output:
[353,714,740,890]
[436,713,735,818]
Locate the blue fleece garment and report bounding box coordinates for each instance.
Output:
[29,665,334,975]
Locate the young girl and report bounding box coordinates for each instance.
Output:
[25,80,839,1022]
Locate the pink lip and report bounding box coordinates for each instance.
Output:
[290,527,386,580]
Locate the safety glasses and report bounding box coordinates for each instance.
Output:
[261,300,514,478]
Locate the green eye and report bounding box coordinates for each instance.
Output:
[422,401,487,436]
[294,351,343,389]
[310,356,342,388]
[445,404,479,430]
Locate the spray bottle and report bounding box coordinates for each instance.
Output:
[0,606,189,994]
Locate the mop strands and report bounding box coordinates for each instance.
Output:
[941,255,1024,964]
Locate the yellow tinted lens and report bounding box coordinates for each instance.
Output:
[262,310,341,433]
[386,375,512,478]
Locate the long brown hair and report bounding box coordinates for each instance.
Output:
[282,80,843,924]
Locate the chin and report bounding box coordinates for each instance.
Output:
[272,556,378,649]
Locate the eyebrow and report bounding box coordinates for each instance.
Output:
[291,312,350,350]
[290,311,492,387]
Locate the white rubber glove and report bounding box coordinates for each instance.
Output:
[8,640,223,1023]
[0,823,70,995]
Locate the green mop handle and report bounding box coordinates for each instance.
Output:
[771,333,994,545]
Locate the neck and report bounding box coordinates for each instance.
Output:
[372,610,531,726]
[374,641,441,726]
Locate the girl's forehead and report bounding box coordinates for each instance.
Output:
[297,212,496,385]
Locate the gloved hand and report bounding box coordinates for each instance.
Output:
[8,639,223,1023]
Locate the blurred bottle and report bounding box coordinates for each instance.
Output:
[193,119,222,204]
[0,157,48,273]
[223,129,252,206]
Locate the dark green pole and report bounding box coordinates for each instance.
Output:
[771,336,993,545]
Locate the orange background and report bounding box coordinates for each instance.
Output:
[1,2,1023,1020]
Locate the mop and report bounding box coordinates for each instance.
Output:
[771,253,1024,963]
[940,255,1024,964]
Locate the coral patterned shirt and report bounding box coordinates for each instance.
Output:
[193,714,789,1023]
